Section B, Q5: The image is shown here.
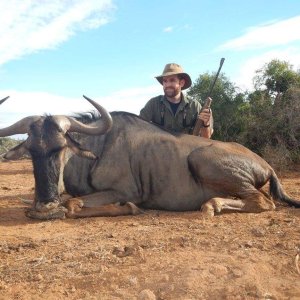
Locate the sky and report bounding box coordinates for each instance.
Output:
[0,0,300,132]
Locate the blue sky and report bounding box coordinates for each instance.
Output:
[1,0,300,129]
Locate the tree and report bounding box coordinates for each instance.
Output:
[254,59,300,104]
[243,60,300,165]
[189,59,300,167]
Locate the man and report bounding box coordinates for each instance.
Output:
[140,63,213,138]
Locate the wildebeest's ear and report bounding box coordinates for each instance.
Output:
[3,141,29,160]
[66,136,97,160]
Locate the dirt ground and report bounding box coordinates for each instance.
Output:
[0,160,299,300]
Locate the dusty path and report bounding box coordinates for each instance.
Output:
[0,160,300,300]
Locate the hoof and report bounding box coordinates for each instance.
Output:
[25,206,67,220]
[125,202,144,215]
[63,198,84,212]
[35,200,60,212]
[201,203,215,217]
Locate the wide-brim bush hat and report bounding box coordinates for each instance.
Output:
[155,63,192,90]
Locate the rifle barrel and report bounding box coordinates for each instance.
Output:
[192,58,225,136]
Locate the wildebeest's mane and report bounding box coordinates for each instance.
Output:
[72,110,139,123]
[72,111,101,124]
[72,110,182,136]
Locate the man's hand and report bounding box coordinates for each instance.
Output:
[198,97,212,127]
[198,108,211,127]
[192,97,213,138]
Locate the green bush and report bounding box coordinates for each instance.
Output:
[189,59,300,168]
[0,137,23,158]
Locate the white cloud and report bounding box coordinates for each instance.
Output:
[232,47,300,91]
[163,24,191,33]
[218,15,300,51]
[0,85,161,128]
[0,0,115,66]
[98,85,161,113]
[163,26,173,33]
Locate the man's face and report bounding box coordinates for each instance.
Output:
[162,75,185,98]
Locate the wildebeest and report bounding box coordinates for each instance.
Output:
[0,96,299,219]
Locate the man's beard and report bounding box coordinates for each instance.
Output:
[164,87,180,98]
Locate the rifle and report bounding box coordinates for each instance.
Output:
[0,96,9,105]
[192,58,225,136]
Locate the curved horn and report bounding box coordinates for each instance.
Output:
[0,116,41,137]
[0,96,41,137]
[0,96,9,105]
[66,95,113,135]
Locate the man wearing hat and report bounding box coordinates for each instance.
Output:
[140,63,213,138]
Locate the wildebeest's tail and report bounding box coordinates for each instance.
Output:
[270,172,300,207]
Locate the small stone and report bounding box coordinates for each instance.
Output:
[138,289,156,300]
[112,246,124,256]
[209,265,228,276]
[251,228,266,237]
[34,274,43,281]
[61,252,74,261]
[232,268,243,278]
[112,246,134,257]
[160,274,169,282]
[106,233,116,238]
[70,286,76,293]
[1,186,11,190]
[128,276,138,286]
[0,280,8,290]
[129,222,139,226]
[245,241,253,248]
[263,292,277,300]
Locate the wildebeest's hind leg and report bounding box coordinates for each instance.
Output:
[188,145,276,216]
[63,198,143,218]
[201,190,276,217]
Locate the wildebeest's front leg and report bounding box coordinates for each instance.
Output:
[27,190,143,219]
[63,198,142,218]
[62,190,143,218]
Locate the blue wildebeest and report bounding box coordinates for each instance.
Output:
[0,96,299,219]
